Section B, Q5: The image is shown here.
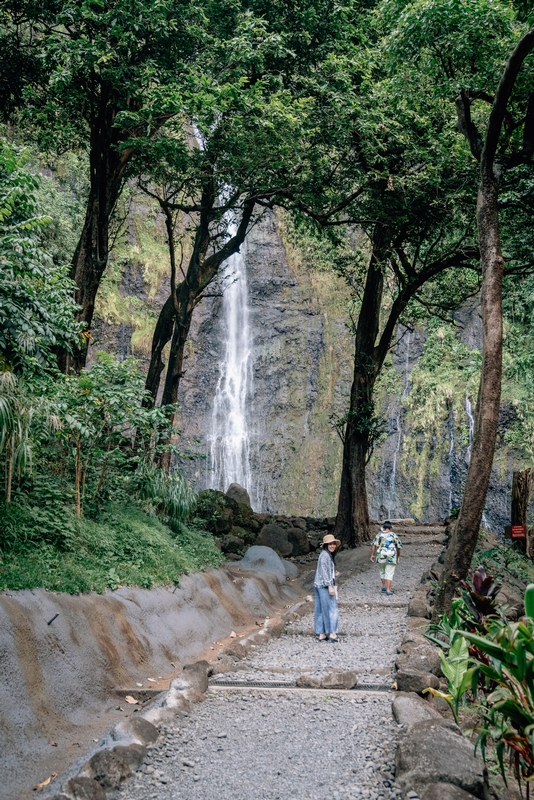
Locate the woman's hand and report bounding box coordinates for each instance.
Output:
[335,570,340,577]
[328,585,335,596]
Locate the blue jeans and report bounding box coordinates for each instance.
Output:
[314,586,339,635]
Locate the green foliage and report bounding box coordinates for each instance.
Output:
[135,462,196,526]
[0,504,222,594]
[0,139,80,372]
[424,636,476,724]
[463,618,534,786]
[525,584,534,620]
[425,595,476,650]
[188,489,235,534]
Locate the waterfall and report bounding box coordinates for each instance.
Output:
[465,397,475,462]
[448,410,456,513]
[207,226,253,497]
[387,330,411,518]
[464,396,491,529]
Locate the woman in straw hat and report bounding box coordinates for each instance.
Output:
[313,534,341,642]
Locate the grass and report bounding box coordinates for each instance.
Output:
[0,504,223,594]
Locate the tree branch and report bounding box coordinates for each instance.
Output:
[455,90,483,161]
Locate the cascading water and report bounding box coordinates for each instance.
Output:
[387,330,411,518]
[448,410,457,513]
[207,226,254,498]
[465,397,475,462]
[464,396,490,528]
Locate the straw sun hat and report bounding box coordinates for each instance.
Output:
[322,534,341,548]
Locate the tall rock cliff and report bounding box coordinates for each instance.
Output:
[94,205,526,532]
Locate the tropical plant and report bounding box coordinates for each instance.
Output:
[460,566,502,624]
[425,595,475,650]
[0,373,33,501]
[462,617,534,788]
[424,636,477,724]
[42,353,184,517]
[135,461,195,528]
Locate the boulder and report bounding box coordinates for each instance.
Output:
[290,517,307,530]
[112,716,159,746]
[255,524,293,556]
[284,559,300,578]
[178,660,209,693]
[496,585,524,619]
[392,692,443,727]
[395,645,442,676]
[226,483,251,506]
[408,594,432,619]
[220,534,244,554]
[237,545,291,581]
[396,718,488,799]
[397,633,428,653]
[61,777,106,800]
[421,783,480,800]
[321,670,358,690]
[210,656,244,674]
[296,674,322,688]
[426,695,454,719]
[79,748,132,790]
[112,743,147,771]
[309,536,324,551]
[396,670,439,695]
[219,640,248,660]
[286,527,310,556]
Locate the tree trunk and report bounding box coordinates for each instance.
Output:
[511,468,533,528]
[434,175,504,613]
[334,226,387,547]
[434,27,534,614]
[75,434,82,518]
[60,89,134,373]
[512,468,533,556]
[144,295,176,405]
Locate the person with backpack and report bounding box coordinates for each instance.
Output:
[370,520,402,596]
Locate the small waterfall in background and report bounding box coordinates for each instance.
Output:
[208,226,254,498]
[448,409,457,512]
[465,397,475,462]
[464,396,490,528]
[387,330,411,518]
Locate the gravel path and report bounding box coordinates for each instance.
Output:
[120,538,439,800]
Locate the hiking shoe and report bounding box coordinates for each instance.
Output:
[386,591,394,596]
[381,587,387,593]
[329,636,340,643]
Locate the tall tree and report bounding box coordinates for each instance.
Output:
[435,25,534,612]
[1,0,204,370]
[279,47,482,546]
[384,0,534,607]
[134,0,366,412]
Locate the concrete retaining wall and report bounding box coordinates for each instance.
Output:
[0,564,299,800]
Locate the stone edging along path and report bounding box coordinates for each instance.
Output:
[42,535,491,800]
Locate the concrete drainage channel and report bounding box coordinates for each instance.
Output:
[209,680,393,691]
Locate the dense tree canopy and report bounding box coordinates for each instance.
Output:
[0,0,533,599]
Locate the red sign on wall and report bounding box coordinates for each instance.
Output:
[511,525,526,539]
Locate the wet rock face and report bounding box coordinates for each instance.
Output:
[94,206,523,529]
[175,211,351,515]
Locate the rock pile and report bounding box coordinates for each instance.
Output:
[190,487,337,557]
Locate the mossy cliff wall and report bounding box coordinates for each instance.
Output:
[93,206,529,530]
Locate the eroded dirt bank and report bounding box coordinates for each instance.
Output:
[0,563,300,800]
